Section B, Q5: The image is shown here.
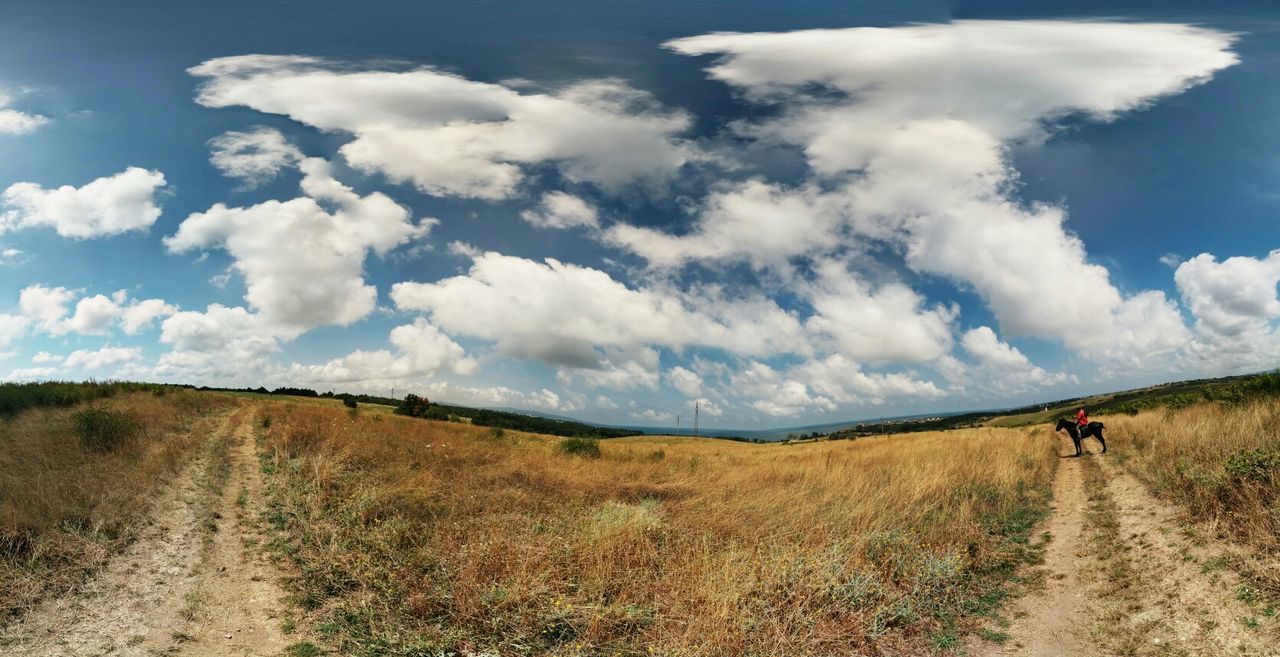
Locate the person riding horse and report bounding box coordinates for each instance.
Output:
[1055,406,1106,456]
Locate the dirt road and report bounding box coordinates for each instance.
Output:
[976,434,1278,657]
[0,406,289,657]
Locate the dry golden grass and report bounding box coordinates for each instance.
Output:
[1102,398,1280,596]
[261,403,1058,655]
[0,389,233,617]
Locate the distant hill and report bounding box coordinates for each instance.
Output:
[201,369,1279,443]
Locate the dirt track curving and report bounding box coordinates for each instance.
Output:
[0,405,289,657]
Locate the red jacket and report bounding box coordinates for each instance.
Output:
[1076,409,1088,426]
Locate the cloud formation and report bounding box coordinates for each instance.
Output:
[1,168,167,238]
[0,91,47,135]
[208,126,303,187]
[167,158,428,335]
[190,56,695,199]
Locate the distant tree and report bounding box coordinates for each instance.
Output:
[395,393,431,418]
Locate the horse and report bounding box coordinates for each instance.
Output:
[1054,418,1107,457]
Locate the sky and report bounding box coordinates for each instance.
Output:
[2,1,1280,429]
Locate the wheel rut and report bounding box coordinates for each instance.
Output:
[0,405,289,657]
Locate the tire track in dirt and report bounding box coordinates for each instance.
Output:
[0,405,289,657]
[1093,457,1277,656]
[978,443,1100,657]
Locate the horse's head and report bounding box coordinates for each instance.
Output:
[1054,418,1072,432]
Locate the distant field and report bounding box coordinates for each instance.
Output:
[258,402,1056,655]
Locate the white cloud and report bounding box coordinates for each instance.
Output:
[18,284,75,333]
[285,318,476,387]
[791,354,944,406]
[121,298,179,334]
[62,294,123,335]
[64,346,142,370]
[1,168,166,238]
[0,313,28,349]
[416,381,574,412]
[208,126,302,187]
[190,56,694,199]
[391,250,808,368]
[0,91,47,135]
[31,351,61,363]
[3,367,58,382]
[1176,251,1280,339]
[1174,251,1280,372]
[155,304,280,380]
[666,365,703,397]
[606,180,846,270]
[947,326,1074,394]
[16,285,177,337]
[803,260,956,365]
[627,20,1237,363]
[166,158,427,335]
[520,191,599,229]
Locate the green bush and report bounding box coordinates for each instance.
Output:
[71,407,143,452]
[560,436,601,458]
[395,393,431,418]
[1225,449,1279,484]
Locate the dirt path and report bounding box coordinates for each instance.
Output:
[978,433,1278,657]
[1093,458,1275,656]
[0,405,289,657]
[980,443,1100,657]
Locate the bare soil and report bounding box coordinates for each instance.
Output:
[0,406,289,656]
[977,432,1279,657]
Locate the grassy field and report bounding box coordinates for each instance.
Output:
[1104,398,1280,599]
[0,387,232,617]
[258,402,1058,656]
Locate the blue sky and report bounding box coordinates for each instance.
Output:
[2,1,1280,429]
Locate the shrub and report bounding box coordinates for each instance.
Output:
[560,436,601,458]
[71,407,143,452]
[490,427,505,439]
[342,397,358,409]
[395,393,431,418]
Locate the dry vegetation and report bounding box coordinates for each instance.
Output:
[1104,398,1280,599]
[259,403,1058,656]
[0,388,232,617]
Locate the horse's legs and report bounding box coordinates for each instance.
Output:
[1094,428,1107,453]
[1072,434,1082,456]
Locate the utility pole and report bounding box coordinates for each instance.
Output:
[694,401,700,437]
[676,415,681,436]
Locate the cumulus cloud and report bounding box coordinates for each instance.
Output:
[166,158,428,335]
[189,56,694,199]
[0,313,28,349]
[64,346,143,370]
[155,304,280,380]
[284,318,476,387]
[666,365,703,397]
[943,326,1074,394]
[15,285,176,337]
[520,192,599,229]
[0,91,47,135]
[4,367,57,382]
[391,250,808,368]
[121,298,179,334]
[611,20,1237,364]
[802,260,956,365]
[1,168,167,238]
[18,284,75,333]
[208,126,302,187]
[1174,251,1280,372]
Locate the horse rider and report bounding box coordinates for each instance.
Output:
[1076,406,1088,433]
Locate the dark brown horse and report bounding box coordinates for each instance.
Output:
[1055,418,1106,456]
